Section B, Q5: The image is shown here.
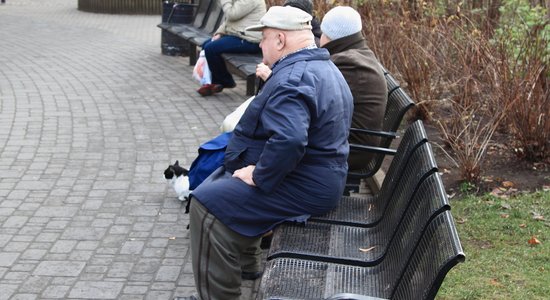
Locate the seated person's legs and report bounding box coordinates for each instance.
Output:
[189,199,262,300]
[202,36,260,89]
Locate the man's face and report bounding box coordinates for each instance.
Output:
[259,28,283,67]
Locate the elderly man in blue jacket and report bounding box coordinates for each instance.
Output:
[176,6,353,300]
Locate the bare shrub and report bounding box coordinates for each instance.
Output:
[494,7,550,162]
[359,1,442,121]
[266,0,549,183]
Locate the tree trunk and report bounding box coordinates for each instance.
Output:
[485,0,502,35]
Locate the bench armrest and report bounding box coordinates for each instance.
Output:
[350,143,397,156]
[350,127,398,139]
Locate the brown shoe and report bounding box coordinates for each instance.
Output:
[211,84,224,94]
[197,84,214,96]
[197,84,226,96]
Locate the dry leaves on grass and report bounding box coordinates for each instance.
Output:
[528,236,542,246]
[489,278,502,286]
[500,203,511,210]
[502,181,514,188]
[531,211,545,221]
[489,180,521,199]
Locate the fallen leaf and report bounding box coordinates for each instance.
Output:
[500,214,509,218]
[531,212,545,221]
[489,278,501,286]
[456,217,467,224]
[482,176,494,182]
[502,181,514,188]
[501,203,511,210]
[528,236,541,246]
[490,188,503,197]
[359,246,376,253]
[507,188,519,195]
[519,223,527,228]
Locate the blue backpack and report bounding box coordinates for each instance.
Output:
[188,132,231,190]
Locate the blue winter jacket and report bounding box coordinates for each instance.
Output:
[191,48,353,237]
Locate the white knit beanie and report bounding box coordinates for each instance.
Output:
[321,6,362,41]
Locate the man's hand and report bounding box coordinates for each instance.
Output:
[256,63,272,81]
[232,165,256,186]
[212,33,222,41]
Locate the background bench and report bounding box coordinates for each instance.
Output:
[158,0,262,95]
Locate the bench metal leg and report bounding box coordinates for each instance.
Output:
[161,30,190,57]
[246,76,257,96]
[188,44,198,66]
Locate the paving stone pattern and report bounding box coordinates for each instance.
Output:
[0,0,259,299]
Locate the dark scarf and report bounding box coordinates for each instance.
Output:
[322,32,369,55]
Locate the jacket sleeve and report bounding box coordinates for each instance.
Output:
[219,0,259,21]
[252,83,311,193]
[215,21,227,35]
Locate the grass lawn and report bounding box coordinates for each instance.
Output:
[437,190,550,299]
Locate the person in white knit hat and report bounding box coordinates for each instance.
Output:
[320,6,388,172]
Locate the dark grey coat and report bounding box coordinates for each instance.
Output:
[324,32,387,171]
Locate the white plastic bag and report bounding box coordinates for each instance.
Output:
[220,96,255,132]
[192,50,212,85]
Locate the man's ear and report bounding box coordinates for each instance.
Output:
[276,32,285,50]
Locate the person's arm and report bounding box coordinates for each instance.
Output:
[219,0,258,21]
[252,83,311,193]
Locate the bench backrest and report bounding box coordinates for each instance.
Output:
[348,86,415,180]
[202,0,224,34]
[391,211,465,300]
[376,119,428,202]
[193,0,214,28]
[266,171,450,267]
[309,120,429,227]
[385,72,400,97]
[377,140,438,219]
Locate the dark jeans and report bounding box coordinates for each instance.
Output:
[202,35,260,87]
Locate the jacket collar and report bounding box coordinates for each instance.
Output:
[271,47,330,72]
[322,32,368,55]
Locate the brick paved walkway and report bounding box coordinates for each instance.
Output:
[0,1,258,299]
